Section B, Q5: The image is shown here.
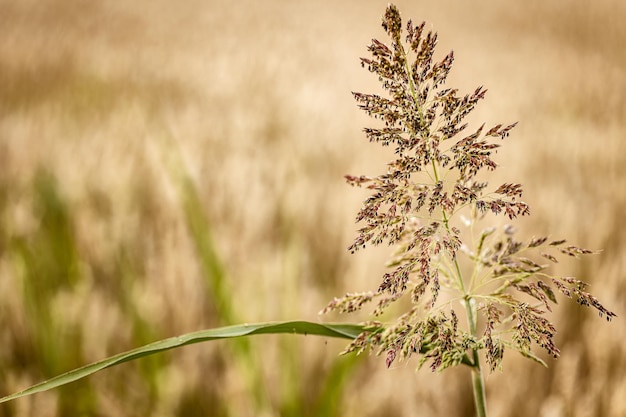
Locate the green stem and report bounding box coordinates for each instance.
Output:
[465,295,488,417]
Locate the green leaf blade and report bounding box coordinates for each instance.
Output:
[0,321,373,404]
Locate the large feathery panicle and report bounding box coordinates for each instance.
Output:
[323,4,615,373]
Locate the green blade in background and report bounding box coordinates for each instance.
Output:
[0,321,376,404]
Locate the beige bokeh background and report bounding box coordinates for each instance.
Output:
[0,0,624,416]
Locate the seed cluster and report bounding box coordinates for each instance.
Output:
[322,4,615,372]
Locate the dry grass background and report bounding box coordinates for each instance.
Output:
[0,0,624,416]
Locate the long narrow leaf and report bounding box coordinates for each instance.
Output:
[0,321,376,404]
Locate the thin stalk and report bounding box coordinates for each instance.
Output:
[465,295,488,417]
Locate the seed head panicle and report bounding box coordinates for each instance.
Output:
[322,4,615,373]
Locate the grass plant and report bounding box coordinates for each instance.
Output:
[320,5,615,416]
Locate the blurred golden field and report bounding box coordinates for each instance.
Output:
[0,0,624,416]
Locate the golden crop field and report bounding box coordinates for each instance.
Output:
[0,0,624,416]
